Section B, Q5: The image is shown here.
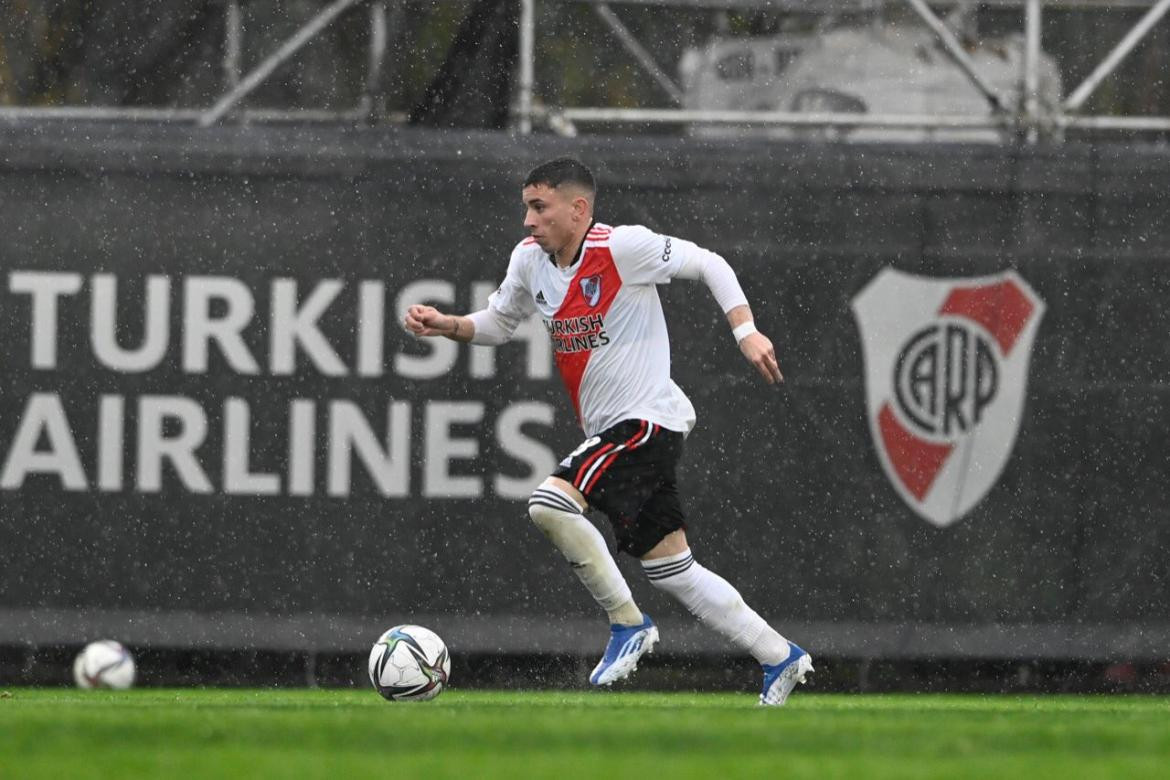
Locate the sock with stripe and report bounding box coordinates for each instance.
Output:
[528,483,644,627]
[642,548,790,666]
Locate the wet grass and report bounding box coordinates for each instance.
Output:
[1,689,1169,778]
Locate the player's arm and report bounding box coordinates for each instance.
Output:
[403,304,522,346]
[403,307,477,343]
[722,302,783,385]
[404,250,534,346]
[671,240,784,385]
[610,224,783,384]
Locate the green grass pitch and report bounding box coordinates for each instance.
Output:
[2,689,1169,779]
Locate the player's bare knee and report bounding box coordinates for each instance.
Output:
[640,529,689,561]
[545,477,587,511]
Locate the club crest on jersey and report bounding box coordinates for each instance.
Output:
[580,275,602,307]
[851,268,1045,528]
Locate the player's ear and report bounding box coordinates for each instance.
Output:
[572,194,591,221]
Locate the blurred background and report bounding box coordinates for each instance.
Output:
[1,0,1168,132]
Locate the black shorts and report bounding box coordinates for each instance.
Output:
[551,418,686,558]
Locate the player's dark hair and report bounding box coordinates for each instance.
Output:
[523,157,596,195]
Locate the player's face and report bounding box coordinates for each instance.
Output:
[523,183,586,254]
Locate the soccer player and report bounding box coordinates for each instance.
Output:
[404,157,812,705]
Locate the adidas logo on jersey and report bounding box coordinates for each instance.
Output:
[536,290,547,305]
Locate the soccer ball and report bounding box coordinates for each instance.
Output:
[367,625,450,701]
[72,640,136,690]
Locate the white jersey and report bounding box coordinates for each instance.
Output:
[487,223,698,437]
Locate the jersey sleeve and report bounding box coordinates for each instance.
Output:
[608,224,688,286]
[482,245,537,334]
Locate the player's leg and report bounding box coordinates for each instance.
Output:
[641,527,790,665]
[637,498,814,706]
[527,475,644,628]
[534,420,667,685]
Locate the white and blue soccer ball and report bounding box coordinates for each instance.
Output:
[368,625,450,701]
[72,640,136,690]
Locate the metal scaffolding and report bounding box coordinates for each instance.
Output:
[0,0,1168,141]
[0,0,388,126]
[528,0,1170,140]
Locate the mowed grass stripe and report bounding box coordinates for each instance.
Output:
[2,690,1169,779]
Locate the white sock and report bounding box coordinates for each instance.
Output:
[528,483,643,626]
[643,548,790,666]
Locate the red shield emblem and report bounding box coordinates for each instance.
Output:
[851,269,1045,527]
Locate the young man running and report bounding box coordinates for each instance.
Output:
[404,157,812,705]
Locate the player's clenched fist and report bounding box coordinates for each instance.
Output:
[739,331,784,385]
[404,304,452,337]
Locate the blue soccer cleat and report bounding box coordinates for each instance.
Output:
[589,615,659,686]
[760,642,814,706]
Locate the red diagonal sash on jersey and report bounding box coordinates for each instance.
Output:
[553,247,623,427]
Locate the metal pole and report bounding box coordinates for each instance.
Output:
[1063,0,1170,111]
[200,0,368,126]
[364,1,389,121]
[1023,0,1041,142]
[305,651,319,688]
[1058,113,1170,131]
[593,4,684,104]
[556,106,1011,128]
[0,106,206,122]
[570,0,1166,10]
[384,0,406,114]
[518,0,535,134]
[902,0,1007,111]
[224,0,243,89]
[0,105,374,123]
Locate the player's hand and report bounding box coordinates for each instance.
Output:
[739,332,784,385]
[404,304,455,337]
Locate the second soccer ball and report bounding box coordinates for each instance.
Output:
[72,640,136,690]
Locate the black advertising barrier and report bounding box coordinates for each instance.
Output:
[1,122,1168,660]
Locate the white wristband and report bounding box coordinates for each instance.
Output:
[732,321,758,343]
